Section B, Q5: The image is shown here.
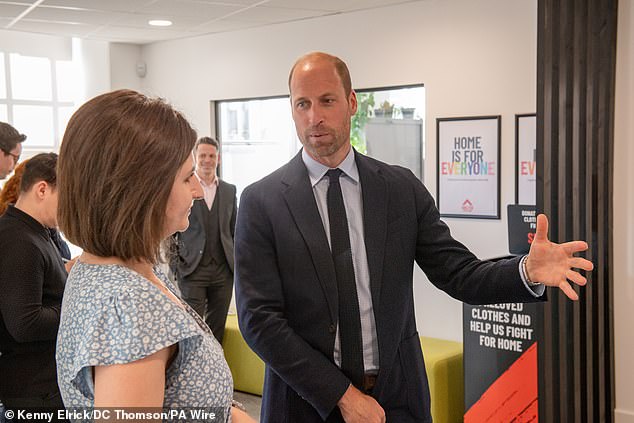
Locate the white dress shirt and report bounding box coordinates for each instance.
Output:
[302,148,379,372]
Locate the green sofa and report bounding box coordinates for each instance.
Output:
[222,314,265,395]
[420,337,464,423]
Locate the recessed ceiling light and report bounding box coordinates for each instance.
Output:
[148,19,172,27]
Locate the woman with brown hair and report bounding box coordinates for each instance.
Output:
[55,89,254,422]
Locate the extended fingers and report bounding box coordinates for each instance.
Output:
[559,281,579,301]
[535,214,549,242]
[556,270,587,301]
[569,257,594,271]
[562,240,589,254]
[566,270,587,286]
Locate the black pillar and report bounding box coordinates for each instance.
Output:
[537,0,617,421]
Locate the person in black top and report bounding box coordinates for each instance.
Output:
[0,158,72,261]
[0,152,69,411]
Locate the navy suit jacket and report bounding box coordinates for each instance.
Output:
[174,179,237,278]
[235,150,543,422]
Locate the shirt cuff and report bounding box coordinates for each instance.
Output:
[519,255,545,297]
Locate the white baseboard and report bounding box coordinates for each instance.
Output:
[616,409,634,423]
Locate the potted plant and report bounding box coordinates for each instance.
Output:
[374,100,394,118]
[401,107,415,119]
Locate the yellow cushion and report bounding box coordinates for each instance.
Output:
[222,314,265,395]
[420,337,464,423]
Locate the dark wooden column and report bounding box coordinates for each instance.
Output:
[536,0,617,421]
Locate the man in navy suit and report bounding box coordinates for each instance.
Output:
[173,137,237,343]
[234,52,593,422]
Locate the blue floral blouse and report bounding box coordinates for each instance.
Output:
[56,261,233,422]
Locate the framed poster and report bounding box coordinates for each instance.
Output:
[437,116,501,219]
[515,114,536,205]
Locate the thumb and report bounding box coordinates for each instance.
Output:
[534,214,549,242]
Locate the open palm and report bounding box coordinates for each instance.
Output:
[525,214,594,300]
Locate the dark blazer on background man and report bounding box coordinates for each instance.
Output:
[235,150,544,422]
[174,179,237,279]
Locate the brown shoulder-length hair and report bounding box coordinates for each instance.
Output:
[57,89,197,263]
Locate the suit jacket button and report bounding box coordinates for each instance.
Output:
[328,324,336,334]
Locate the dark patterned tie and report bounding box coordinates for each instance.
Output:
[326,168,364,389]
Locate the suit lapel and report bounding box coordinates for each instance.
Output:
[281,153,338,325]
[216,181,228,228]
[356,152,387,307]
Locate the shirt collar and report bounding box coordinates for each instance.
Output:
[301,146,359,187]
[5,205,50,238]
[195,173,218,187]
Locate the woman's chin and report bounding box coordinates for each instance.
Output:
[163,221,190,238]
[176,221,190,233]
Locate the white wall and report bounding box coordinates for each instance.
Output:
[110,43,142,92]
[73,38,111,103]
[613,0,634,421]
[140,0,537,342]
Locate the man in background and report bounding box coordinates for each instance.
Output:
[0,122,25,180]
[0,153,69,412]
[173,137,237,343]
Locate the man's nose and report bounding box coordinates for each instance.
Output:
[307,106,324,125]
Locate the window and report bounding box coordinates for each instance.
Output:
[216,96,299,198]
[0,51,76,154]
[10,54,53,101]
[356,85,425,179]
[0,54,6,99]
[215,85,425,196]
[0,50,81,253]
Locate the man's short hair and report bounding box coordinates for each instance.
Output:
[20,153,57,193]
[57,89,197,263]
[194,136,219,153]
[0,122,26,154]
[288,52,352,97]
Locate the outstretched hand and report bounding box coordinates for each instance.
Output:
[525,214,594,300]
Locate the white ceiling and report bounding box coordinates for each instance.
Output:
[0,0,420,45]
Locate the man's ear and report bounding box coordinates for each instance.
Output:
[349,90,358,115]
[34,180,48,200]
